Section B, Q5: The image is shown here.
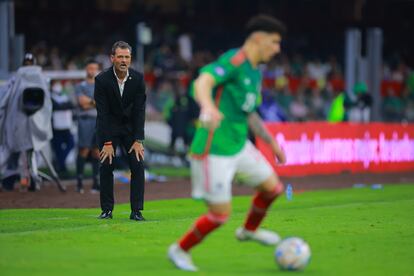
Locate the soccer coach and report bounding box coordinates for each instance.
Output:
[94,41,146,221]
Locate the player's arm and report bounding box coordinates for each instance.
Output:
[193,73,215,108]
[78,95,95,109]
[193,73,223,129]
[75,85,95,110]
[248,112,286,164]
[193,50,243,129]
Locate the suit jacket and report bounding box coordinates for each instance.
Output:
[94,67,146,145]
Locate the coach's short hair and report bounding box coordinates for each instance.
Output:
[111,41,132,55]
[246,14,287,37]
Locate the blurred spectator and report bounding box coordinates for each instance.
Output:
[274,77,293,116]
[404,101,414,122]
[404,71,414,122]
[96,46,112,69]
[50,80,75,176]
[382,63,393,81]
[347,82,373,123]
[306,58,331,86]
[65,59,79,70]
[289,91,309,121]
[49,47,64,70]
[327,56,341,77]
[391,62,409,82]
[290,53,304,77]
[32,41,49,67]
[75,59,101,194]
[382,87,404,122]
[327,69,345,97]
[163,79,191,153]
[259,90,287,122]
[150,79,174,112]
[178,33,193,64]
[308,87,326,120]
[263,56,289,79]
[149,44,179,74]
[405,71,414,101]
[327,91,346,122]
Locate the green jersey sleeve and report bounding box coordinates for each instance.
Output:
[200,49,243,86]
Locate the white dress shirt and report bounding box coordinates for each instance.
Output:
[113,68,129,97]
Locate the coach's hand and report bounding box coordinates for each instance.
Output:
[271,141,286,165]
[100,144,115,164]
[129,141,145,161]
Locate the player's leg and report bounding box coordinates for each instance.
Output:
[168,202,230,271]
[78,117,98,193]
[235,141,284,245]
[236,173,284,245]
[76,147,90,193]
[177,202,231,251]
[184,155,234,251]
[168,155,235,271]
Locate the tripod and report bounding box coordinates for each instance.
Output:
[30,150,66,192]
[5,149,66,192]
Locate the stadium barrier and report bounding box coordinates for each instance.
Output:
[256,122,414,176]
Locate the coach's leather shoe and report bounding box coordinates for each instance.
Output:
[130,211,145,221]
[98,210,112,219]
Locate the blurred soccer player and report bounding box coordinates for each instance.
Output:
[168,14,287,271]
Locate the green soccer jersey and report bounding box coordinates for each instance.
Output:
[190,48,262,157]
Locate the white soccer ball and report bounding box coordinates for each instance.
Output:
[275,237,311,270]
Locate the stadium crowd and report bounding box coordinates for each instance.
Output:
[4,45,411,191]
[25,41,410,174]
[29,39,414,124]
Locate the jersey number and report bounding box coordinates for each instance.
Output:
[242,93,256,112]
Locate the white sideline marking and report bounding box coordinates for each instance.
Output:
[0,217,71,221]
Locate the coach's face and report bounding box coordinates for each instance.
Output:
[257,32,281,63]
[111,48,131,73]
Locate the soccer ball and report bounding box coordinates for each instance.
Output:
[275,237,311,270]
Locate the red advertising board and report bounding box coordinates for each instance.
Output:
[256,122,414,177]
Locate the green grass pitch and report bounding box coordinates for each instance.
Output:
[0,184,413,275]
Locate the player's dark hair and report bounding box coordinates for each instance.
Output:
[111,41,132,55]
[246,14,287,37]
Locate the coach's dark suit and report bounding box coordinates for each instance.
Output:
[94,67,146,213]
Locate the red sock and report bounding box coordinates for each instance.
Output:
[244,183,283,231]
[178,212,228,252]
